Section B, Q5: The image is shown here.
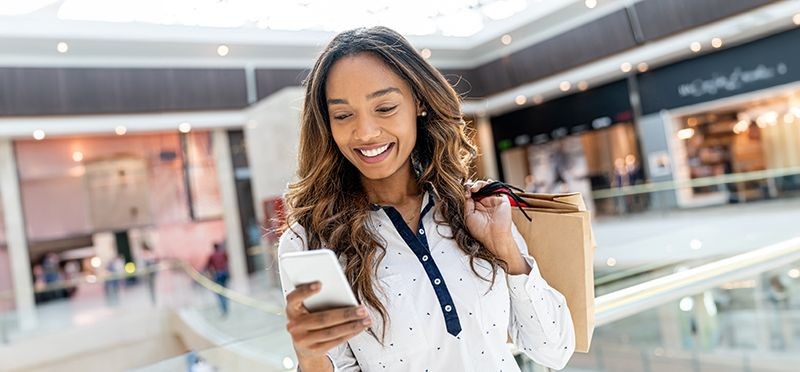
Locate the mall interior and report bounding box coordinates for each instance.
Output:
[1,0,800,371]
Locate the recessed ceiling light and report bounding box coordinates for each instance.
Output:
[585,0,598,9]
[637,62,649,72]
[794,13,800,25]
[606,257,616,267]
[178,122,192,133]
[620,62,632,72]
[577,81,589,91]
[690,42,702,52]
[501,34,512,45]
[532,95,543,104]
[115,126,127,136]
[33,129,46,140]
[217,45,230,57]
[420,48,432,59]
[711,37,723,48]
[514,95,526,105]
[57,42,69,53]
[72,151,84,162]
[559,81,571,92]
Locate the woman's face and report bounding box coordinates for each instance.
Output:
[326,53,420,181]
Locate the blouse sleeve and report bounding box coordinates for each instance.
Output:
[505,223,576,370]
[278,226,362,372]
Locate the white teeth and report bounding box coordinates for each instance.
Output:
[358,144,390,157]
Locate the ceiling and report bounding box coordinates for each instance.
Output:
[0,0,628,69]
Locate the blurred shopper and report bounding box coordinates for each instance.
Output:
[205,242,230,316]
[104,255,124,305]
[279,26,574,372]
[141,243,159,305]
[42,253,65,300]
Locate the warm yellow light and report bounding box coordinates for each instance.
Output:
[687,117,698,126]
[90,257,102,268]
[733,120,750,134]
[33,129,46,140]
[677,128,695,140]
[124,262,136,274]
[532,95,543,104]
[501,34,512,45]
[514,95,526,105]
[606,257,616,267]
[115,126,127,135]
[789,268,800,279]
[690,42,702,52]
[178,122,192,133]
[217,45,230,57]
[559,81,571,92]
[72,151,84,162]
[711,37,723,48]
[620,62,632,72]
[637,62,649,73]
[577,81,589,91]
[57,42,69,53]
[420,48,431,59]
[585,0,597,9]
[282,357,295,369]
[794,13,800,26]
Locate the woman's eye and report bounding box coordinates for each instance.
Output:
[376,105,398,113]
[333,113,352,120]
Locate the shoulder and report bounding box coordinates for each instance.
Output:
[278,223,309,255]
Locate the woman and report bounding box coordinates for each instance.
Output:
[279,26,574,371]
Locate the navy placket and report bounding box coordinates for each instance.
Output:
[378,195,462,337]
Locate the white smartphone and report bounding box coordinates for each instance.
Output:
[279,249,359,312]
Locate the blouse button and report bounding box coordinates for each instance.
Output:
[434,278,441,285]
[422,255,429,262]
[419,228,425,235]
[445,305,452,312]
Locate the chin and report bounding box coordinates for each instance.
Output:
[357,167,398,181]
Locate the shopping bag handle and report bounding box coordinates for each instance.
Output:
[470,181,532,221]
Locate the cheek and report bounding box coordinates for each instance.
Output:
[329,125,350,154]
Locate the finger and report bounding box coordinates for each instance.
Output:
[464,196,476,215]
[302,305,369,331]
[286,282,321,316]
[307,328,366,354]
[307,317,372,343]
[470,180,489,192]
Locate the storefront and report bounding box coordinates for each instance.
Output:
[13,131,227,282]
[637,26,800,208]
[490,79,641,214]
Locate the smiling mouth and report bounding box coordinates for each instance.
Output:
[356,143,392,158]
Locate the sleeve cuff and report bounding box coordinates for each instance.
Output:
[507,255,548,299]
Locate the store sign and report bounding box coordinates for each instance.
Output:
[638,28,800,115]
[677,63,788,98]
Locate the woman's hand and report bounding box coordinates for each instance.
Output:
[285,282,371,370]
[464,180,530,275]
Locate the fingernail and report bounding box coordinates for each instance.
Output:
[357,307,367,316]
[310,282,320,290]
[362,318,372,325]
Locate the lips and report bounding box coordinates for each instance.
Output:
[354,142,394,164]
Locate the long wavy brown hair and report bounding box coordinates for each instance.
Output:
[285,26,507,340]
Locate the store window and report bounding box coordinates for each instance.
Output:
[672,89,800,206]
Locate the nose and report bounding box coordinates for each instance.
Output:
[353,116,381,142]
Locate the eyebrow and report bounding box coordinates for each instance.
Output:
[327,87,402,105]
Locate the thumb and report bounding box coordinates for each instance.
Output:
[464,194,476,216]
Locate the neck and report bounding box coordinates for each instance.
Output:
[362,161,421,206]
